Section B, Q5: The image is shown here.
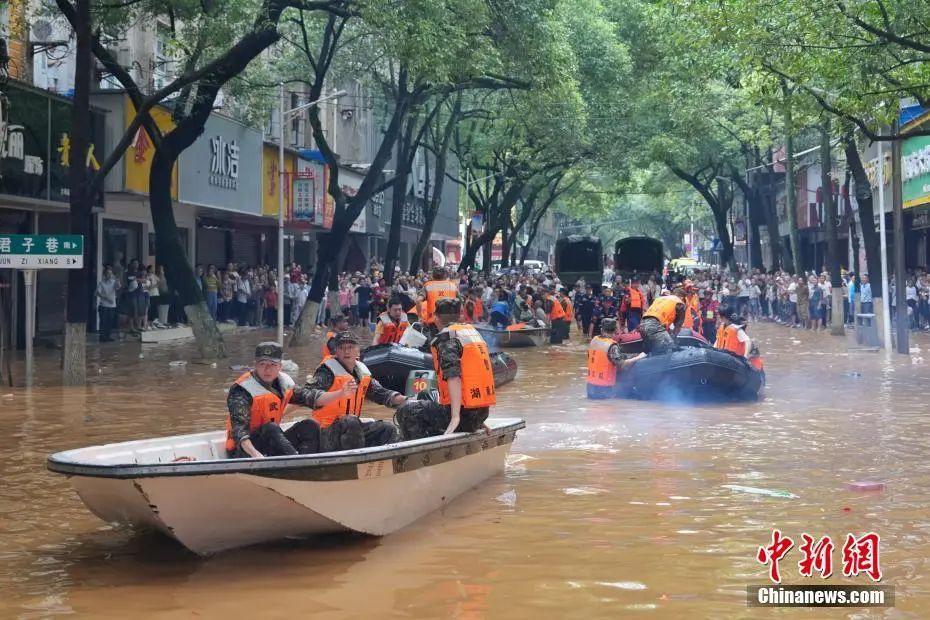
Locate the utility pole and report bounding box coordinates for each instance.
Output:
[891,121,909,354]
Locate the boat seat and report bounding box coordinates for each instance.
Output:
[210,438,229,460]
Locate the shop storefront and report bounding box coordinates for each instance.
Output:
[93,93,193,277]
[180,113,268,268]
[902,131,930,268]
[0,81,105,344]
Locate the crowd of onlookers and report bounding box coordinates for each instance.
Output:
[95,252,930,344]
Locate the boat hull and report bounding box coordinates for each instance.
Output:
[616,346,763,401]
[49,419,524,555]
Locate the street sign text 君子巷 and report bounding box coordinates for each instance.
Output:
[0,234,84,269]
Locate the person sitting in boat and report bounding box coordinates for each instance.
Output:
[395,298,496,440]
[586,318,646,399]
[322,314,350,360]
[637,287,686,354]
[715,308,751,359]
[226,342,356,459]
[372,296,409,346]
[461,288,485,324]
[308,331,407,450]
[488,290,512,329]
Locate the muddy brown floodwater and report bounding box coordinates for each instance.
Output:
[1,323,929,618]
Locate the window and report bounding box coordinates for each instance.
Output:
[290,92,300,146]
[153,24,174,92]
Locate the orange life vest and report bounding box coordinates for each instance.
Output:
[749,356,764,372]
[376,312,409,344]
[431,324,496,408]
[462,298,484,323]
[682,294,702,331]
[715,323,725,346]
[628,287,645,310]
[561,296,574,321]
[321,331,335,359]
[643,295,684,328]
[548,295,566,321]
[587,336,618,387]
[312,358,372,428]
[225,371,295,451]
[717,324,748,357]
[506,322,527,331]
[422,280,458,324]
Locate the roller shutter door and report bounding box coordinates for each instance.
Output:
[197,227,227,268]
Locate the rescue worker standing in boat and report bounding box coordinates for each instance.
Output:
[307,331,407,450]
[226,342,355,458]
[586,318,645,399]
[637,287,687,354]
[395,298,496,439]
[419,267,458,341]
[372,296,409,346]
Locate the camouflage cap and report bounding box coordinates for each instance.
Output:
[331,331,360,347]
[255,341,283,362]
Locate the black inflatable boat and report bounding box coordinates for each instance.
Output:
[616,346,764,401]
[361,344,518,393]
[616,328,710,354]
[474,324,550,348]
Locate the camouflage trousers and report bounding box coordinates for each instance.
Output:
[394,400,489,440]
[637,317,676,354]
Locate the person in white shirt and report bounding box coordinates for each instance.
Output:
[292,279,310,325]
[96,265,121,342]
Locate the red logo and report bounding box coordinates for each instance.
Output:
[757,531,882,583]
[132,127,151,164]
[756,529,794,584]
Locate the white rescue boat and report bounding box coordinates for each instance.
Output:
[47,417,525,555]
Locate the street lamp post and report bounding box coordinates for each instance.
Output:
[276,84,346,346]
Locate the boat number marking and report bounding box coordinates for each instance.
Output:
[358,459,394,479]
[412,378,428,393]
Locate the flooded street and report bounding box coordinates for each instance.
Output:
[2,323,929,618]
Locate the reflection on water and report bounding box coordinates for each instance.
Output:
[2,324,930,617]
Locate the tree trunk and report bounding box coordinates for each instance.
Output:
[291,210,354,346]
[410,203,440,273]
[383,117,416,284]
[784,101,802,274]
[149,148,226,359]
[844,132,883,297]
[716,181,736,270]
[748,186,764,270]
[62,0,93,385]
[821,122,844,336]
[764,157,782,270]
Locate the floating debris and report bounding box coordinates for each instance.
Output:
[722,485,798,499]
[847,481,885,492]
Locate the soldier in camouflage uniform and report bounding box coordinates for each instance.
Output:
[395,298,493,440]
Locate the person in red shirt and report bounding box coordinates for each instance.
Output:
[263,283,279,327]
[699,289,720,344]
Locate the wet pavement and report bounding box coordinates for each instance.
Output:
[1,323,929,617]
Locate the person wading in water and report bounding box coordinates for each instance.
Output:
[586,318,645,399]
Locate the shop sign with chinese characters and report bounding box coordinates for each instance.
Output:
[0,234,84,269]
